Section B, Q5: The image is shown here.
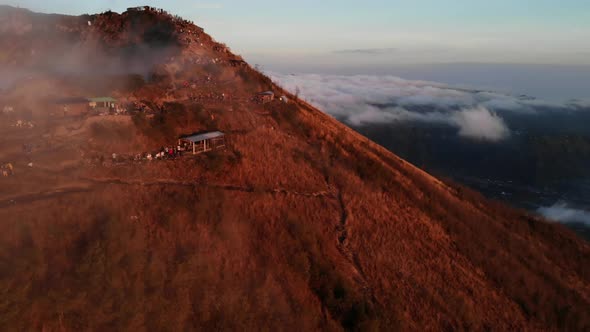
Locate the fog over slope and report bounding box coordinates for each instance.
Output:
[539,203,590,226]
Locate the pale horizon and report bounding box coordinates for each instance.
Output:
[2,0,590,66]
[2,1,590,101]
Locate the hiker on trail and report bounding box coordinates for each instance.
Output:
[1,163,14,177]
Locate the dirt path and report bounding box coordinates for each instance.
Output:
[336,187,348,245]
[0,171,337,210]
[333,184,380,309]
[0,177,335,210]
[83,177,336,198]
[0,185,94,208]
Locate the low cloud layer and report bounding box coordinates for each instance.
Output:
[268,72,584,141]
[452,107,510,141]
[538,202,590,226]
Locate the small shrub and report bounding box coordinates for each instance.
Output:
[149,64,170,83]
[124,74,146,91]
[270,104,312,138]
[200,152,225,172]
[203,63,222,77]
[90,121,133,141]
[227,150,242,166]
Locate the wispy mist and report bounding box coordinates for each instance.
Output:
[0,7,182,86]
[538,203,590,226]
[452,107,509,141]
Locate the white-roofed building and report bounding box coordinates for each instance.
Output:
[179,131,226,154]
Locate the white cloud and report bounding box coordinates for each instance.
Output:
[269,72,516,141]
[346,105,449,126]
[452,107,510,141]
[268,72,590,142]
[538,203,590,226]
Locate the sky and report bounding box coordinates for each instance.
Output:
[4,0,590,65]
[3,0,590,100]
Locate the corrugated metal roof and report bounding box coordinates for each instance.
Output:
[181,131,225,143]
[88,97,117,103]
[258,91,274,96]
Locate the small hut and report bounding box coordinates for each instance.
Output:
[88,97,117,109]
[179,131,226,155]
[256,91,275,104]
[229,59,247,67]
[88,97,118,113]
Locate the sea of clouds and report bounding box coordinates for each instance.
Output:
[268,72,587,142]
[538,202,590,226]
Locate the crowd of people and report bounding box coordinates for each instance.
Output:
[111,141,194,164]
[14,120,35,128]
[147,144,186,160]
[190,91,229,103]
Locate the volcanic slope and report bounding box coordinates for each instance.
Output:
[0,6,589,331]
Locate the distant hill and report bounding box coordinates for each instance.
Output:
[0,6,589,331]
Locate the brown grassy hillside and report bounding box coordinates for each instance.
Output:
[0,6,589,331]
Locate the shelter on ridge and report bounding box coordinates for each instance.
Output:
[88,97,120,114]
[179,131,226,155]
[88,97,117,109]
[229,59,247,67]
[256,91,274,104]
